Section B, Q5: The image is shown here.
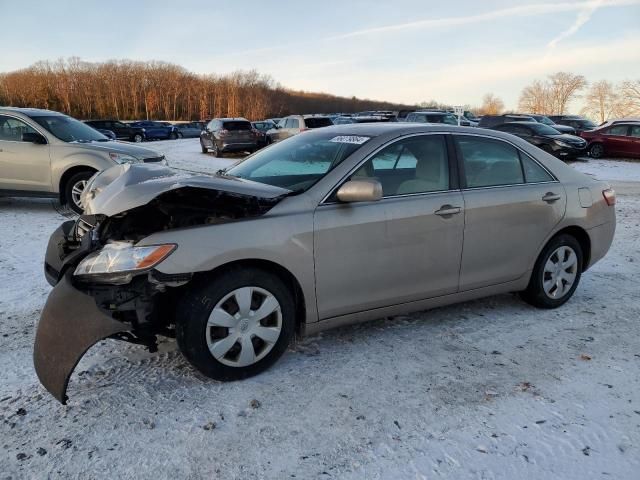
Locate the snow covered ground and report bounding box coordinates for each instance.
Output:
[1,139,639,479]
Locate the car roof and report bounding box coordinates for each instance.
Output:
[0,106,65,117]
[499,121,539,127]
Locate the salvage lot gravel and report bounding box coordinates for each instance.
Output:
[1,139,639,479]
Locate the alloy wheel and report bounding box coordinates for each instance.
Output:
[70,179,87,210]
[206,286,282,367]
[542,246,578,299]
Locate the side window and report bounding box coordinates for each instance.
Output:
[630,126,640,138]
[0,115,38,142]
[456,136,524,188]
[520,154,554,183]
[351,135,449,196]
[606,125,628,136]
[283,119,293,128]
[290,119,300,129]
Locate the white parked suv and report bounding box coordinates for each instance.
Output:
[0,107,167,213]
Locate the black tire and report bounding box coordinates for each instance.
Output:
[200,141,208,154]
[589,143,604,159]
[212,142,222,157]
[169,132,178,140]
[133,133,143,143]
[520,234,583,309]
[64,170,95,214]
[176,268,296,381]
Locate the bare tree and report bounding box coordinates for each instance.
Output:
[619,79,640,116]
[547,72,587,114]
[518,80,550,114]
[478,93,504,115]
[580,80,619,123]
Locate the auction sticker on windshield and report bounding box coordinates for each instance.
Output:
[329,135,370,144]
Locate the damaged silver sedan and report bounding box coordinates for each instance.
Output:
[35,124,616,403]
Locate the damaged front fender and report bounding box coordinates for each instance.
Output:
[33,275,130,404]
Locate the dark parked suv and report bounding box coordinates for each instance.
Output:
[200,118,259,157]
[84,119,147,142]
[547,115,597,133]
[478,114,536,128]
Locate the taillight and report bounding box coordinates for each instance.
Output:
[602,188,616,206]
[218,129,228,137]
[251,128,261,136]
[299,127,309,132]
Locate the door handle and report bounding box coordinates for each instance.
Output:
[542,192,561,203]
[435,205,462,216]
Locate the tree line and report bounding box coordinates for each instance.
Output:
[517,72,639,122]
[0,58,411,121]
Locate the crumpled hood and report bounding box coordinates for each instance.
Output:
[68,140,162,160]
[83,163,291,217]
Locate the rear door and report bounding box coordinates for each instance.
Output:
[603,124,632,155]
[455,134,565,291]
[314,134,464,318]
[0,115,52,192]
[629,125,640,157]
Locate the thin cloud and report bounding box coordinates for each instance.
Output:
[548,0,605,48]
[326,0,640,40]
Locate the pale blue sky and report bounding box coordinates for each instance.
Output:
[1,0,639,109]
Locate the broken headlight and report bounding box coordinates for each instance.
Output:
[74,242,176,284]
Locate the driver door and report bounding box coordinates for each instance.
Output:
[313,134,464,319]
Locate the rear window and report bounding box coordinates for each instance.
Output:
[223,121,251,131]
[305,118,333,128]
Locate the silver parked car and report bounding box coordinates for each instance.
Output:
[0,108,167,213]
[35,123,615,403]
[266,115,333,143]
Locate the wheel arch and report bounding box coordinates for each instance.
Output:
[58,165,98,204]
[191,258,308,337]
[549,226,592,272]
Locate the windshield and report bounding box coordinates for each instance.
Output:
[530,123,561,135]
[577,120,597,129]
[537,116,555,125]
[305,117,333,128]
[31,115,109,142]
[226,131,371,193]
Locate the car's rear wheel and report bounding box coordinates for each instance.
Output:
[177,268,295,380]
[169,132,178,140]
[133,133,143,143]
[520,234,583,309]
[589,143,604,159]
[64,170,95,214]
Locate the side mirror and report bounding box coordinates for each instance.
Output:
[336,179,383,203]
[22,132,47,144]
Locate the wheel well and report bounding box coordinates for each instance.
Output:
[58,166,97,204]
[553,226,591,271]
[192,259,307,336]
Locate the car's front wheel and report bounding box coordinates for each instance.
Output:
[169,132,178,140]
[177,268,296,381]
[200,141,208,153]
[520,234,583,309]
[589,143,604,159]
[64,170,95,214]
[133,133,143,143]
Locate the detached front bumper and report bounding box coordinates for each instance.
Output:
[34,274,129,404]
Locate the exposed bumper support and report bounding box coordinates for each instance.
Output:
[33,275,129,404]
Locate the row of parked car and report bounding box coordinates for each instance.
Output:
[84,119,206,142]
[196,110,638,161]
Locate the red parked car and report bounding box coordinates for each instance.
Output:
[580,120,640,159]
